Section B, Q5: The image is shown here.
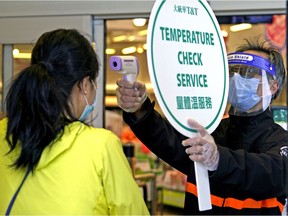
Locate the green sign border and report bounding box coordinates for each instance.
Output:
[149,0,228,133]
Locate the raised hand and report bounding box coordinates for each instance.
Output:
[116,79,147,113]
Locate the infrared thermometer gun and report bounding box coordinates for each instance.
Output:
[109,56,139,83]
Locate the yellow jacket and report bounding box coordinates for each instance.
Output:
[0,118,149,215]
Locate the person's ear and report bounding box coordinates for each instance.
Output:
[270,81,278,94]
[79,76,90,94]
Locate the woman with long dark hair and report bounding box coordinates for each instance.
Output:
[0,29,149,215]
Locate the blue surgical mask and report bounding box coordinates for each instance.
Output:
[78,81,97,121]
[228,73,261,112]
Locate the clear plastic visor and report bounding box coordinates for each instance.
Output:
[229,64,272,79]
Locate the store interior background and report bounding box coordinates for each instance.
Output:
[0,14,287,214]
[104,15,287,214]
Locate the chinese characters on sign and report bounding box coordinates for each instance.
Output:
[176,96,212,110]
[174,4,198,15]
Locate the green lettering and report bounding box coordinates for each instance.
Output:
[177,73,181,86]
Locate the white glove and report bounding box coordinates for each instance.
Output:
[116,79,147,113]
[182,119,219,171]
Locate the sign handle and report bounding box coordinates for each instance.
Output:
[194,161,212,211]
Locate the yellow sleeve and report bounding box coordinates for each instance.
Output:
[101,132,150,215]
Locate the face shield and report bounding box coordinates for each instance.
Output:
[227,52,276,116]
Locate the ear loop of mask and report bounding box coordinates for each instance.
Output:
[82,80,99,123]
[82,91,89,105]
[90,80,99,121]
[82,79,98,106]
[78,78,98,122]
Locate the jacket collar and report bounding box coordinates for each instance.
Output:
[229,108,274,128]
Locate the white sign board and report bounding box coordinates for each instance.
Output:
[147,0,228,211]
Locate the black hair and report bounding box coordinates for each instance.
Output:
[235,36,286,102]
[5,29,99,170]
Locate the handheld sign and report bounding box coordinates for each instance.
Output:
[146,0,228,211]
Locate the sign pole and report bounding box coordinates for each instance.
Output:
[194,162,212,210]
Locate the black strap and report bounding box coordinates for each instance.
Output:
[5,168,31,216]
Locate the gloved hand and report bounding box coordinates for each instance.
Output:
[116,79,147,113]
[182,119,219,171]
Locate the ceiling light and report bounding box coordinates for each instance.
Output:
[133,18,147,27]
[13,51,31,59]
[112,35,127,42]
[138,29,147,36]
[128,35,135,41]
[230,23,252,32]
[137,47,144,54]
[142,44,147,50]
[105,48,116,55]
[13,49,19,56]
[105,95,118,106]
[122,46,136,55]
[221,30,228,37]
